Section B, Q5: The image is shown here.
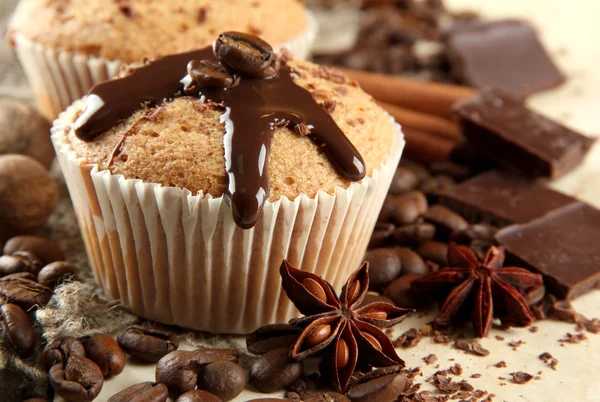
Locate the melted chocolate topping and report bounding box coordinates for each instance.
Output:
[74,47,366,229]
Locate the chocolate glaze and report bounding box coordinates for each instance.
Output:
[74,47,366,229]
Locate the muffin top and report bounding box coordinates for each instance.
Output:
[61,35,396,227]
[9,0,308,63]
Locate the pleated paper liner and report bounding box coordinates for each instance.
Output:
[12,10,318,120]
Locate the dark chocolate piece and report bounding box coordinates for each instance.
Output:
[496,202,600,300]
[73,37,365,229]
[438,170,577,226]
[455,88,595,179]
[446,20,564,98]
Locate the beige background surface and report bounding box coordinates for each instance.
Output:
[1,0,600,401]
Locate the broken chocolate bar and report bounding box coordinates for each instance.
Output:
[455,88,595,179]
[496,202,600,300]
[438,170,577,226]
[446,20,564,98]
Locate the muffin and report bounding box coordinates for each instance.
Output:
[8,0,317,120]
[51,32,404,333]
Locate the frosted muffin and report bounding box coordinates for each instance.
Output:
[51,32,404,333]
[8,0,317,120]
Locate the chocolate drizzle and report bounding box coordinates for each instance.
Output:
[74,44,366,229]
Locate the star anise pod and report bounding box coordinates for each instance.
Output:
[411,243,543,338]
[280,260,414,392]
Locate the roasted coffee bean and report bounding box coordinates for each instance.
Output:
[23,399,50,402]
[400,161,431,182]
[247,323,302,355]
[194,347,240,365]
[82,334,126,377]
[304,393,350,402]
[416,241,449,266]
[347,372,409,402]
[377,199,395,222]
[0,252,41,276]
[49,355,104,402]
[420,175,456,197]
[450,223,498,245]
[393,223,435,247]
[214,31,277,78]
[383,273,423,308]
[197,361,247,401]
[187,60,237,88]
[429,161,472,181]
[0,276,52,310]
[37,261,78,288]
[423,205,468,237]
[1,271,36,281]
[1,303,35,357]
[118,325,179,362]
[395,248,428,275]
[107,381,168,402]
[359,292,396,307]
[249,347,303,393]
[42,337,86,369]
[525,284,546,306]
[388,191,428,225]
[155,350,203,395]
[364,249,402,290]
[4,235,65,265]
[177,390,222,402]
[368,222,395,249]
[389,167,419,195]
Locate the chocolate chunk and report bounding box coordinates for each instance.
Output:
[510,371,533,384]
[439,170,577,226]
[446,20,564,98]
[454,89,595,179]
[497,202,600,300]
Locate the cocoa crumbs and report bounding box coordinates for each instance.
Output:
[395,328,423,348]
[449,363,463,376]
[493,361,507,368]
[508,340,525,350]
[471,373,482,378]
[559,332,587,344]
[471,341,490,356]
[510,371,534,384]
[494,335,505,341]
[424,354,438,365]
[529,326,539,333]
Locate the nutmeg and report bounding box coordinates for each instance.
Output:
[0,155,59,237]
[0,99,54,168]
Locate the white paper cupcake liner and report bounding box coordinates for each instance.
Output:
[12,10,318,121]
[51,98,404,333]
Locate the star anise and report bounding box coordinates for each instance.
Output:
[411,243,543,338]
[280,260,414,392]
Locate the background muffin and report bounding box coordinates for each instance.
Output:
[52,53,404,333]
[8,0,317,119]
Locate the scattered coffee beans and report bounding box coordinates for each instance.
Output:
[49,354,104,402]
[247,324,302,355]
[82,334,126,377]
[389,167,419,195]
[383,273,423,309]
[197,361,247,401]
[155,350,203,395]
[118,325,179,362]
[395,248,428,275]
[348,372,409,402]
[1,303,35,357]
[107,382,168,402]
[177,390,222,402]
[424,205,469,238]
[3,235,65,265]
[364,249,402,290]
[249,347,303,392]
[194,347,239,365]
[0,276,53,310]
[388,191,428,225]
[393,223,436,247]
[37,261,78,288]
[42,337,86,369]
[416,241,449,266]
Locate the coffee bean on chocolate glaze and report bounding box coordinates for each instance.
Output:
[37,261,78,288]
[364,249,402,290]
[177,390,222,402]
[423,205,468,239]
[383,273,423,309]
[247,324,302,355]
[187,60,237,88]
[395,248,428,275]
[107,382,168,402]
[1,303,35,358]
[4,235,65,266]
[118,325,179,362]
[42,337,86,369]
[416,241,449,266]
[389,167,419,195]
[155,350,203,395]
[388,191,428,226]
[214,31,277,78]
[49,355,104,402]
[197,361,247,401]
[0,252,42,277]
[0,276,53,310]
[392,223,435,247]
[249,347,303,393]
[368,222,395,249]
[82,334,126,377]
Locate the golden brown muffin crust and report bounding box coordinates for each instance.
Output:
[9,0,308,63]
[63,59,396,201]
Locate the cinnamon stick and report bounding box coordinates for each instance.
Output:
[402,127,455,163]
[338,67,477,120]
[378,101,461,142]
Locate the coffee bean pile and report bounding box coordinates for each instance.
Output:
[365,159,499,308]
